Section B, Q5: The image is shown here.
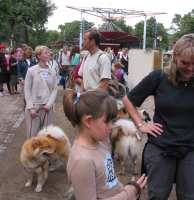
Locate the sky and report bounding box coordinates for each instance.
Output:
[46,0,194,31]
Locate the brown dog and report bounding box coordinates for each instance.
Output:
[110,107,151,175]
[20,125,71,192]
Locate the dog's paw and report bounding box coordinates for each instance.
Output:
[25,181,32,187]
[35,185,43,193]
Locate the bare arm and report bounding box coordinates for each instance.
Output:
[122,95,142,125]
[122,95,163,137]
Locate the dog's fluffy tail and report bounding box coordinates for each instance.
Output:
[38,125,67,140]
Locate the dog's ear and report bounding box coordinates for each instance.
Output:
[123,108,127,114]
[111,127,123,140]
[32,139,41,149]
[117,128,124,140]
[143,111,151,122]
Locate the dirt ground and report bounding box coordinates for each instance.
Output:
[0,87,176,200]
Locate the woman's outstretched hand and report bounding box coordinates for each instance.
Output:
[139,122,163,137]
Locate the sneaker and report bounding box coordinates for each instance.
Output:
[0,92,4,97]
[3,91,10,96]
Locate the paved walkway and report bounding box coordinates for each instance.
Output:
[0,93,24,157]
[0,90,73,200]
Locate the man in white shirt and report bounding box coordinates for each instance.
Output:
[58,46,70,67]
[78,29,111,91]
[57,46,70,89]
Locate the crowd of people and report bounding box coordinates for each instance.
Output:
[0,36,130,96]
[1,30,194,200]
[0,44,37,96]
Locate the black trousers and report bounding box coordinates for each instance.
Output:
[143,143,194,200]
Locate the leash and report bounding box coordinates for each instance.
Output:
[29,108,49,138]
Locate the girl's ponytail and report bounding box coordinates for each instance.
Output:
[63,89,118,127]
[63,89,79,126]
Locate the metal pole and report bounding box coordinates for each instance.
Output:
[79,11,83,49]
[10,34,14,48]
[10,39,13,48]
[153,17,157,49]
[64,27,66,46]
[143,15,147,49]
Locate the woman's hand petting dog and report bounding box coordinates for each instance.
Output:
[139,122,163,137]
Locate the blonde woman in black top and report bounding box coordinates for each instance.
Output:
[123,33,194,200]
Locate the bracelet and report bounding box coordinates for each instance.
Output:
[136,122,145,129]
[127,181,141,198]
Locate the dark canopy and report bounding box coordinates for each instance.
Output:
[99,21,139,48]
[100,31,139,44]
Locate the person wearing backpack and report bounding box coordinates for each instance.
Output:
[78,29,112,91]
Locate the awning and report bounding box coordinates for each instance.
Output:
[100,32,139,44]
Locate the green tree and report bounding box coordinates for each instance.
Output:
[58,20,94,45]
[46,31,61,43]
[99,19,133,33]
[171,9,194,41]
[112,19,133,33]
[0,0,56,46]
[134,17,169,50]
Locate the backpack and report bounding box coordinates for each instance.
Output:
[82,52,105,77]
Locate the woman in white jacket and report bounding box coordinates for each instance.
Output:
[24,46,58,138]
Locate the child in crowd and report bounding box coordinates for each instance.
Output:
[63,89,147,200]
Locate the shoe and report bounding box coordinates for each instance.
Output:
[3,91,10,96]
[0,92,4,97]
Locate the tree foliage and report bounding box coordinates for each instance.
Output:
[99,19,133,33]
[112,19,133,33]
[171,9,194,41]
[0,0,56,46]
[58,20,94,45]
[1,2,193,50]
[134,17,169,50]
